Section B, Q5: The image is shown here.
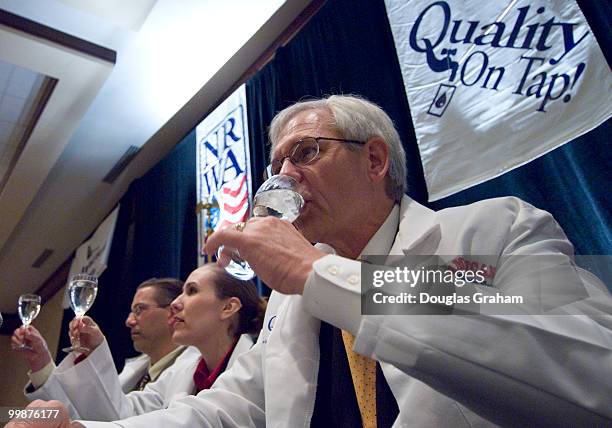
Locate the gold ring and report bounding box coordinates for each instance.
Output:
[234,221,247,232]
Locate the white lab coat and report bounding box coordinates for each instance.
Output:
[48,335,253,421]
[82,196,612,427]
[25,348,149,419]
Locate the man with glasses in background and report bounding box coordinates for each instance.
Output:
[13,278,198,418]
[12,94,612,427]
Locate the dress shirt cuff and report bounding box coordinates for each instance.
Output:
[302,254,363,335]
[28,360,56,389]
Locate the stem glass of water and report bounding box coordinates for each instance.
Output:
[12,294,42,350]
[62,274,98,353]
[219,174,304,280]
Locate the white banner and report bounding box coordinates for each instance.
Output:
[196,84,251,265]
[385,0,612,201]
[64,205,119,307]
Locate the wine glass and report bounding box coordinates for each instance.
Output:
[12,294,42,350]
[219,174,304,280]
[62,274,98,353]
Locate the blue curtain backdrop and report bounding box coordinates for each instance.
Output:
[246,0,610,263]
[57,132,197,368]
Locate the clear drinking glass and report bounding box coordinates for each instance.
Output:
[12,294,42,350]
[219,174,304,280]
[62,274,98,353]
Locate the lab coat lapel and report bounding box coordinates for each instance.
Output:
[390,196,441,257]
[228,335,254,368]
[119,354,149,393]
[382,197,448,426]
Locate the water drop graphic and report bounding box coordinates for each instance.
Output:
[435,92,447,108]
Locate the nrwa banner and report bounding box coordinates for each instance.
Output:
[385,0,612,201]
[196,84,252,265]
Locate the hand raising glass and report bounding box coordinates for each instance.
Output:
[11,325,53,372]
[62,274,98,353]
[68,316,105,356]
[218,174,304,280]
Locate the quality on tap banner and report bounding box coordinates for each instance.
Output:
[385,0,612,201]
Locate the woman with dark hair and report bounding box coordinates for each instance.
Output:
[16,263,266,422]
[169,263,267,394]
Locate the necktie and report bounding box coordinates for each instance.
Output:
[193,358,210,393]
[134,372,151,391]
[341,330,377,428]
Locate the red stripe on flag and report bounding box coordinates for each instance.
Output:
[223,193,248,215]
[222,174,247,198]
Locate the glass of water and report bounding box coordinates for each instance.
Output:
[12,294,42,350]
[219,174,304,280]
[62,274,98,353]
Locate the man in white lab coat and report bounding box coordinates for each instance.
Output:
[11,95,612,427]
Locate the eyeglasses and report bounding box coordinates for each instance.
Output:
[129,303,169,318]
[266,136,365,178]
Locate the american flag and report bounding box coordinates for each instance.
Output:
[217,173,249,230]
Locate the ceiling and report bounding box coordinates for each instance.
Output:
[0,59,45,185]
[0,0,312,314]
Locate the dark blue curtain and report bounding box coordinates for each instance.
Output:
[246,0,611,267]
[247,0,427,203]
[57,133,197,368]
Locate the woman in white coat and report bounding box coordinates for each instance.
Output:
[14,263,266,422]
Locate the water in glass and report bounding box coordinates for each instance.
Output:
[62,274,98,353]
[18,295,41,326]
[221,175,304,280]
[12,294,41,350]
[252,188,302,222]
[69,279,98,316]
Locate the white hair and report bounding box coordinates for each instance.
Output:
[268,94,407,202]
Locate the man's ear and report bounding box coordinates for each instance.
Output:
[220,297,242,320]
[365,137,389,183]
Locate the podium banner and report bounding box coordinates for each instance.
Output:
[385,0,612,201]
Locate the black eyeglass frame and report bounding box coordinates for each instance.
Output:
[129,303,171,318]
[265,136,365,178]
